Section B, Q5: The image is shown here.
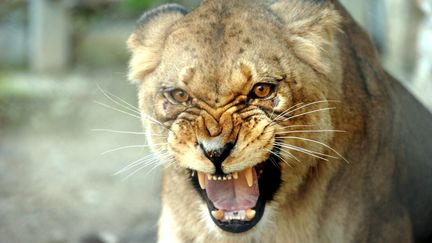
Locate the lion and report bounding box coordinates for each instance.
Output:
[126,0,432,242]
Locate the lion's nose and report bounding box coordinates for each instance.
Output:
[199,142,234,175]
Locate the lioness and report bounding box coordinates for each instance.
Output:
[126,0,432,242]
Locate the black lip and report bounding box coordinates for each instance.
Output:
[205,193,265,233]
[190,146,282,233]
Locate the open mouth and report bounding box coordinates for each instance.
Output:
[190,150,282,233]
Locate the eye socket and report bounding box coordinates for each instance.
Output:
[166,88,190,104]
[250,83,276,99]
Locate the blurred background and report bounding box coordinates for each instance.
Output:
[0,0,431,242]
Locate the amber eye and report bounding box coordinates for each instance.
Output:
[167,88,190,103]
[250,83,275,99]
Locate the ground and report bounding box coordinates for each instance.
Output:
[0,68,160,243]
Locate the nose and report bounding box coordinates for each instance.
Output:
[199,142,234,175]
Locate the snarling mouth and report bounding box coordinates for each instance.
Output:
[190,150,282,233]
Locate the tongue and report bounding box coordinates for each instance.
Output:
[205,168,259,211]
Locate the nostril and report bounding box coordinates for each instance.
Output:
[200,143,234,173]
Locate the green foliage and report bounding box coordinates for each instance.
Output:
[120,0,201,14]
[121,0,167,14]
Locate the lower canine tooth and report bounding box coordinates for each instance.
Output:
[246,209,256,220]
[197,172,206,189]
[211,210,224,220]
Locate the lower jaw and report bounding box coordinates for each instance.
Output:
[189,151,282,233]
[205,194,266,233]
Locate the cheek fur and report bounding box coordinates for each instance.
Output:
[272,97,280,107]
[163,100,170,112]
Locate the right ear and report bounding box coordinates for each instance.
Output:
[127,4,187,83]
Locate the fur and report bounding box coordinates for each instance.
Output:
[127,0,432,242]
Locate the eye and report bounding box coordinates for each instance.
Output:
[166,88,190,104]
[249,83,276,99]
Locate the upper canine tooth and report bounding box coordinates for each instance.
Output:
[246,209,256,220]
[198,172,206,189]
[244,167,253,187]
[233,172,239,180]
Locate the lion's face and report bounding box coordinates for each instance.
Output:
[128,0,342,234]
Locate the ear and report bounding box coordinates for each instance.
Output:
[127,4,188,83]
[271,1,341,75]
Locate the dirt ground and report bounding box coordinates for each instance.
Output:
[0,68,161,243]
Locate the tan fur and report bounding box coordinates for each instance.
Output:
[127,0,432,242]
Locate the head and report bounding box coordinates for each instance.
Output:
[127,0,342,234]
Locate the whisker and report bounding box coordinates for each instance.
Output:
[146,156,175,174]
[275,129,346,135]
[120,156,165,179]
[283,100,335,114]
[277,147,300,163]
[277,124,316,129]
[101,143,167,155]
[274,100,339,122]
[139,110,172,131]
[272,102,304,122]
[268,156,280,168]
[114,152,169,175]
[95,101,141,119]
[280,107,336,122]
[122,155,174,181]
[91,128,167,137]
[265,148,292,167]
[114,156,152,176]
[264,124,316,134]
[275,143,329,161]
[277,136,349,163]
[121,162,159,181]
[276,142,338,159]
[97,84,140,114]
[94,99,169,131]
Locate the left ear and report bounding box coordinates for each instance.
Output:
[270,1,341,75]
[127,4,188,83]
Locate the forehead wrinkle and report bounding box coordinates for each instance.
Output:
[161,2,285,107]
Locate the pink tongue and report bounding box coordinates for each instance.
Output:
[205,168,259,211]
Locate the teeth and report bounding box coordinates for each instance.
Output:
[202,173,238,181]
[197,172,206,189]
[222,210,247,221]
[246,209,256,220]
[211,210,224,220]
[244,167,253,187]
